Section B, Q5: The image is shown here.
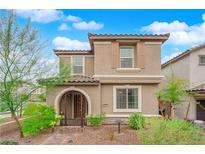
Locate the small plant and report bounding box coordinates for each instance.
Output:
[22,102,60,137]
[128,113,145,130]
[86,113,105,127]
[157,74,188,119]
[0,140,19,145]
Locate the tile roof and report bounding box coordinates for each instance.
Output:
[63,75,99,84]
[187,83,205,93]
[88,33,170,49]
[88,33,170,38]
[54,49,93,55]
[162,43,205,69]
[88,33,170,43]
[54,49,91,52]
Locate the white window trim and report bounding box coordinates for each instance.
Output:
[116,68,141,71]
[71,56,85,75]
[113,85,142,112]
[120,46,135,68]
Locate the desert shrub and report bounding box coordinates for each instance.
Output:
[23,102,38,115]
[128,113,145,130]
[0,140,19,145]
[86,113,105,127]
[138,118,205,144]
[22,102,60,137]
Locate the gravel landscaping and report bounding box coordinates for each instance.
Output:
[0,124,139,145]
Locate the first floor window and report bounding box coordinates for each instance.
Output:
[114,86,141,112]
[72,57,84,75]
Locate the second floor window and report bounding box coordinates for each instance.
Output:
[199,55,205,65]
[72,57,84,75]
[120,46,134,68]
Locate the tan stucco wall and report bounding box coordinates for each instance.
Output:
[85,56,94,76]
[101,84,159,116]
[161,55,190,86]
[46,85,100,115]
[190,47,205,87]
[94,42,162,75]
[59,56,71,65]
[46,84,159,116]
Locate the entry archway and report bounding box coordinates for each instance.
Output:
[55,87,91,126]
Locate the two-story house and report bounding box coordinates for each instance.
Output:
[46,33,169,126]
[162,43,205,121]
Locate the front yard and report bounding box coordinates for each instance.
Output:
[0,125,138,145]
[1,116,205,145]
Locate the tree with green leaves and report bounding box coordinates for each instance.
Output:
[0,10,70,137]
[157,73,188,119]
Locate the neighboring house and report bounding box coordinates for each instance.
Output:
[46,33,169,126]
[162,43,205,121]
[30,87,46,101]
[17,84,46,101]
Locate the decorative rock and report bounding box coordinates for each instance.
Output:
[194,120,205,128]
[68,139,73,144]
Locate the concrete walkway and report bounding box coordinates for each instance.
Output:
[40,125,138,145]
[41,126,81,145]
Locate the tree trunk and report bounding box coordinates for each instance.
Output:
[185,98,191,121]
[20,102,23,118]
[12,112,24,138]
[171,105,176,119]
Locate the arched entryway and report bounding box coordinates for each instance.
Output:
[59,90,88,126]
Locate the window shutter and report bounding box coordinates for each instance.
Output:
[136,42,145,69]
[112,41,119,68]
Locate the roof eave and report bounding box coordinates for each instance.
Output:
[88,33,170,50]
[54,49,94,56]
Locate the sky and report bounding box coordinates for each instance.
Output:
[1,9,205,65]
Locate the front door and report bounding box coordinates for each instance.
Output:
[59,91,88,126]
[197,100,205,121]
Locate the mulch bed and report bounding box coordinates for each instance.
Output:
[73,125,138,145]
[0,124,139,145]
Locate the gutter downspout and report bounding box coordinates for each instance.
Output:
[98,82,102,113]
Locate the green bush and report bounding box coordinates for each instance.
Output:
[138,118,205,144]
[23,102,38,115]
[22,103,60,137]
[128,113,145,130]
[86,113,105,127]
[0,140,19,145]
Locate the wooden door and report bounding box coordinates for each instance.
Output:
[74,93,81,119]
[60,91,88,126]
[74,94,88,118]
[197,100,205,121]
